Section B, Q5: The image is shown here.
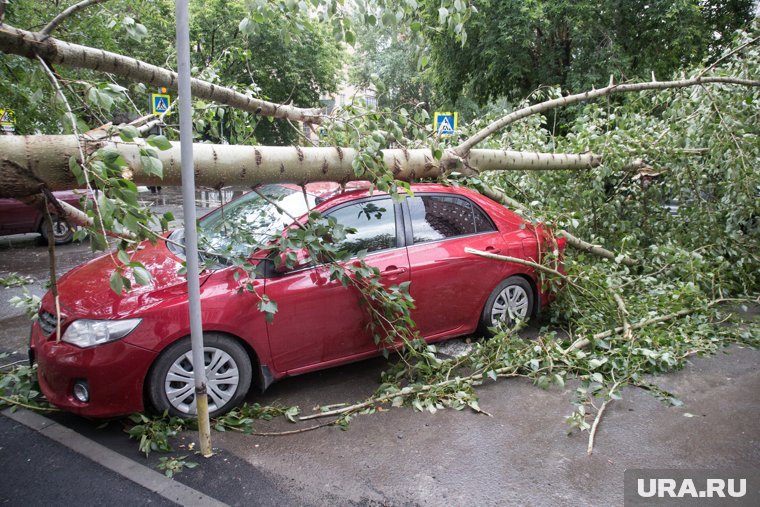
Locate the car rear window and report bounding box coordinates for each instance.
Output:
[408,195,495,244]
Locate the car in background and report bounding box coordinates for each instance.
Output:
[29,183,564,418]
[0,190,87,245]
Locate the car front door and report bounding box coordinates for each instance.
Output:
[264,196,410,374]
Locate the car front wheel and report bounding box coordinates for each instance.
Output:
[147,334,252,418]
[479,276,535,333]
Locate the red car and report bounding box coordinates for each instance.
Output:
[30,183,563,418]
[0,190,86,244]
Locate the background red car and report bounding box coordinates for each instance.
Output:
[0,190,87,244]
[30,183,564,418]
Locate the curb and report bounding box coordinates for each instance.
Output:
[2,408,227,507]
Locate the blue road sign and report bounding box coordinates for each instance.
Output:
[151,94,171,115]
[434,112,458,136]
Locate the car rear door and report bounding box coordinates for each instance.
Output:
[0,198,41,235]
[264,196,410,373]
[403,193,513,339]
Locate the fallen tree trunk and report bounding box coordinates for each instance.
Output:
[0,135,600,198]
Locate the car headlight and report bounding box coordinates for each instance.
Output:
[61,319,142,348]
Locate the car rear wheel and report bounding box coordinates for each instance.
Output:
[479,276,535,334]
[147,334,252,418]
[40,216,74,245]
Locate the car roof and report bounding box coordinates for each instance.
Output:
[279,181,373,200]
[279,181,467,200]
[309,182,478,208]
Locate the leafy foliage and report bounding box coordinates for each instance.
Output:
[157,455,198,478]
[126,412,187,456]
[0,273,33,288]
[8,288,42,321]
[426,0,756,104]
[0,362,56,413]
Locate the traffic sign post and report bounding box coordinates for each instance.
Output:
[151,93,171,115]
[434,111,458,136]
[0,109,16,134]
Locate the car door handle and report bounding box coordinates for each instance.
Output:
[485,246,502,254]
[381,266,407,277]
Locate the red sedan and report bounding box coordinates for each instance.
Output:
[0,190,86,244]
[30,183,563,418]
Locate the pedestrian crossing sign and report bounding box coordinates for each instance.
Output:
[0,109,15,125]
[151,93,171,115]
[0,109,16,133]
[434,112,458,136]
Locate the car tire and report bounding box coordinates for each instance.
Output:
[40,216,74,245]
[478,276,535,334]
[147,334,252,419]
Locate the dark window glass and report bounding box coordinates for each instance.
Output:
[327,198,396,254]
[409,195,494,243]
[473,204,496,234]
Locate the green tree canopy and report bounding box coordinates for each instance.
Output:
[0,0,343,145]
[427,0,755,104]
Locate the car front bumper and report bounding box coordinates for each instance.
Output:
[30,321,157,418]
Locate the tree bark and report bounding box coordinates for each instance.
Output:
[0,23,324,124]
[0,135,601,197]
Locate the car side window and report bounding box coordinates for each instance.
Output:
[408,195,495,244]
[326,198,397,254]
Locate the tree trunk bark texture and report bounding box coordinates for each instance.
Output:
[0,135,601,198]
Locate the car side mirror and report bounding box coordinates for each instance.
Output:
[274,248,313,273]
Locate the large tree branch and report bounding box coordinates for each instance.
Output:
[455,75,760,156]
[475,183,639,266]
[0,23,324,124]
[41,0,110,36]
[0,135,600,197]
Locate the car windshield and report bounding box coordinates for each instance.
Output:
[167,184,316,261]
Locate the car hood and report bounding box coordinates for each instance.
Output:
[46,238,208,320]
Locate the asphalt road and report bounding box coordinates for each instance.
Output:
[0,414,176,507]
[1,186,758,506]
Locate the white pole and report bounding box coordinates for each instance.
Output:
[175,0,212,456]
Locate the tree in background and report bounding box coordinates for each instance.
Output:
[427,0,755,104]
[348,22,433,110]
[187,0,342,145]
[0,0,343,145]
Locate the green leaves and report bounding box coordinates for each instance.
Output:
[109,270,124,295]
[157,456,198,478]
[122,16,148,42]
[146,135,173,151]
[119,125,140,142]
[0,362,51,413]
[126,412,184,457]
[257,295,278,323]
[139,147,164,178]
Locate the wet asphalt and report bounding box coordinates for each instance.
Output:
[0,186,758,506]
